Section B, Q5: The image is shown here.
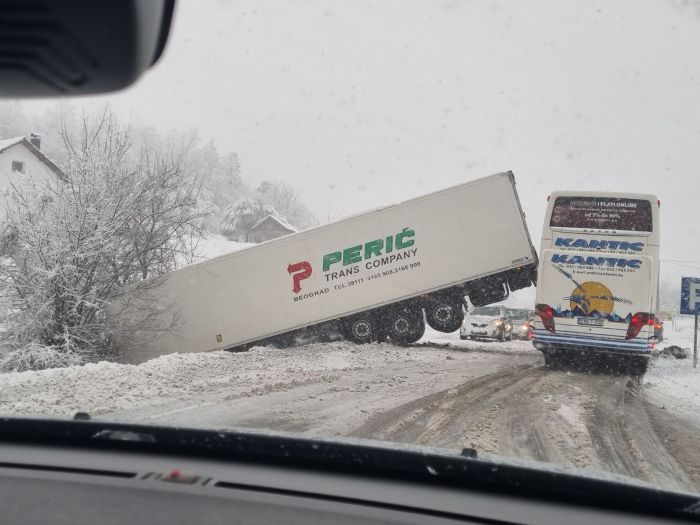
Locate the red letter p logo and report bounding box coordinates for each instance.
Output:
[288,261,312,293]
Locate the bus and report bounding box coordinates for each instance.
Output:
[532,192,660,374]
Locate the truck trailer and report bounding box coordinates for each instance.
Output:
[109,171,538,363]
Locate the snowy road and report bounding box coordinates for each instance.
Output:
[1,325,700,493]
[350,352,700,493]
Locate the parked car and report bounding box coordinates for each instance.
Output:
[461,305,512,341]
[506,308,534,340]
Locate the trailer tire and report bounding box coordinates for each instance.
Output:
[425,299,464,333]
[386,308,425,345]
[343,315,378,345]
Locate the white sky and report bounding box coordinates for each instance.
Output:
[35,0,700,291]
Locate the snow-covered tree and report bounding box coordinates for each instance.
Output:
[0,110,207,371]
[181,139,247,232]
[255,180,316,230]
[220,197,276,242]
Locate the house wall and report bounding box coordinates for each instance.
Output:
[248,224,295,243]
[0,143,60,198]
[0,143,64,222]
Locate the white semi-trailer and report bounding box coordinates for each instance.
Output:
[109,172,538,363]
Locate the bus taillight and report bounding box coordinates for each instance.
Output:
[625,312,654,340]
[535,304,556,333]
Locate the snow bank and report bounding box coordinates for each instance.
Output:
[657,315,697,350]
[645,317,700,420]
[0,341,490,418]
[645,358,700,418]
[420,327,537,355]
[195,233,253,260]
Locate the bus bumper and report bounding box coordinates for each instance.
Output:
[532,330,653,357]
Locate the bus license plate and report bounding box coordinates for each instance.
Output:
[577,318,603,327]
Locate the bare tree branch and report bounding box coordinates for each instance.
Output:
[0,108,208,371]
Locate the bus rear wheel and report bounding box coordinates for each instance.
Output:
[626,355,649,376]
[543,351,563,370]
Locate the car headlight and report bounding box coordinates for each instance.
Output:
[493,320,503,327]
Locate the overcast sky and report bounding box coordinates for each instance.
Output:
[35,0,700,301]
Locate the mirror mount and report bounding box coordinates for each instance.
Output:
[0,0,176,97]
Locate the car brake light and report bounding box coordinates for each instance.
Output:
[535,304,555,333]
[626,312,654,340]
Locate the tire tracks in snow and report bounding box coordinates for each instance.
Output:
[351,359,700,493]
[641,393,700,490]
[585,374,696,491]
[350,363,545,448]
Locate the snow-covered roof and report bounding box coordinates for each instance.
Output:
[0,136,67,181]
[250,214,297,232]
[0,137,24,152]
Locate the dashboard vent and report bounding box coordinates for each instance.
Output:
[0,461,137,479]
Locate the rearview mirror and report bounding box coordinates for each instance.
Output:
[0,0,175,97]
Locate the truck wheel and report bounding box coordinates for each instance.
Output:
[425,299,464,333]
[386,308,425,345]
[343,315,377,344]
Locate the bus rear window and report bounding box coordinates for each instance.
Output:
[550,197,653,231]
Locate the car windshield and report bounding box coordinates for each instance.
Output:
[470,307,501,317]
[1,0,700,508]
[507,309,530,320]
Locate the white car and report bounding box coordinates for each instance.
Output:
[460,305,513,342]
[506,308,535,340]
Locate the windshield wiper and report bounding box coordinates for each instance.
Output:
[0,416,698,520]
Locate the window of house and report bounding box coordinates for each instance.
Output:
[11,161,24,173]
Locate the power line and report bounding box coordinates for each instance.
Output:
[662,259,700,264]
[665,263,700,272]
[660,260,700,272]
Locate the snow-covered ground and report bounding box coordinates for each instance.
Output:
[195,233,253,260]
[0,302,694,427]
[0,335,533,424]
[645,316,700,420]
[418,327,536,355]
[1,311,699,491]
